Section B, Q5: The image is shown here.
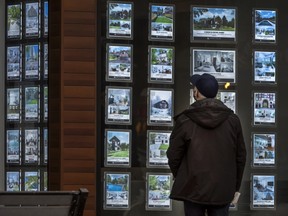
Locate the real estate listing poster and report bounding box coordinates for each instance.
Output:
[146,173,172,211]
[25,2,39,38]
[6,171,20,191]
[251,174,275,209]
[147,130,171,168]
[44,86,48,121]
[216,91,236,113]
[44,43,48,79]
[43,128,48,164]
[7,45,21,80]
[7,3,22,39]
[24,171,39,191]
[149,4,175,41]
[252,133,276,167]
[107,1,133,39]
[191,48,236,83]
[253,9,277,43]
[43,171,48,191]
[191,6,237,43]
[104,129,131,167]
[104,172,130,210]
[253,50,276,84]
[24,86,39,121]
[147,88,173,126]
[24,128,39,164]
[7,88,20,121]
[6,129,20,164]
[106,44,133,82]
[105,86,132,125]
[43,1,48,36]
[25,44,39,80]
[148,46,174,83]
[253,92,276,126]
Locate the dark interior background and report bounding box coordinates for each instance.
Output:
[97,0,288,215]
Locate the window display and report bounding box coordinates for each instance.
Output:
[149,3,175,41]
[6,171,21,191]
[251,174,275,209]
[6,129,21,164]
[191,48,236,83]
[252,133,276,167]
[147,88,174,126]
[253,92,276,126]
[97,1,288,215]
[104,129,131,167]
[148,46,174,83]
[107,1,133,39]
[25,2,40,38]
[253,50,276,84]
[147,130,171,168]
[146,173,172,211]
[104,172,130,210]
[105,86,132,125]
[253,9,277,44]
[7,3,22,39]
[7,45,21,80]
[191,6,237,43]
[106,44,133,82]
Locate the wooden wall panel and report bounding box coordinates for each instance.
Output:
[62,173,95,185]
[64,37,96,49]
[63,0,95,11]
[63,86,95,98]
[63,135,95,148]
[63,74,95,86]
[49,0,97,215]
[63,49,95,61]
[64,24,95,36]
[64,12,96,24]
[63,98,95,110]
[63,61,95,73]
[63,111,95,123]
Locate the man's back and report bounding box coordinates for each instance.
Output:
[167,98,246,205]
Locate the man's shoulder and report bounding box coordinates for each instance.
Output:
[174,112,190,125]
[228,113,240,121]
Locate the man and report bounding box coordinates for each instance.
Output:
[166,73,246,216]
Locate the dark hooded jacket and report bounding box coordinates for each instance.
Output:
[166,98,246,205]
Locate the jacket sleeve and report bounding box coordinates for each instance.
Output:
[166,115,188,178]
[235,116,247,191]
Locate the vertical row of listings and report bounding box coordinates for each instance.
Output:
[5,0,49,192]
[103,1,174,211]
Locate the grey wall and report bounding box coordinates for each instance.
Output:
[0,0,5,190]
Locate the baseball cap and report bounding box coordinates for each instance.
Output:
[190,73,218,98]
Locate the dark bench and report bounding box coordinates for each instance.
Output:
[0,188,88,216]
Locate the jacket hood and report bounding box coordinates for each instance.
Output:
[177,98,233,129]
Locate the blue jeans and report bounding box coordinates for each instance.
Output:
[184,201,230,216]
